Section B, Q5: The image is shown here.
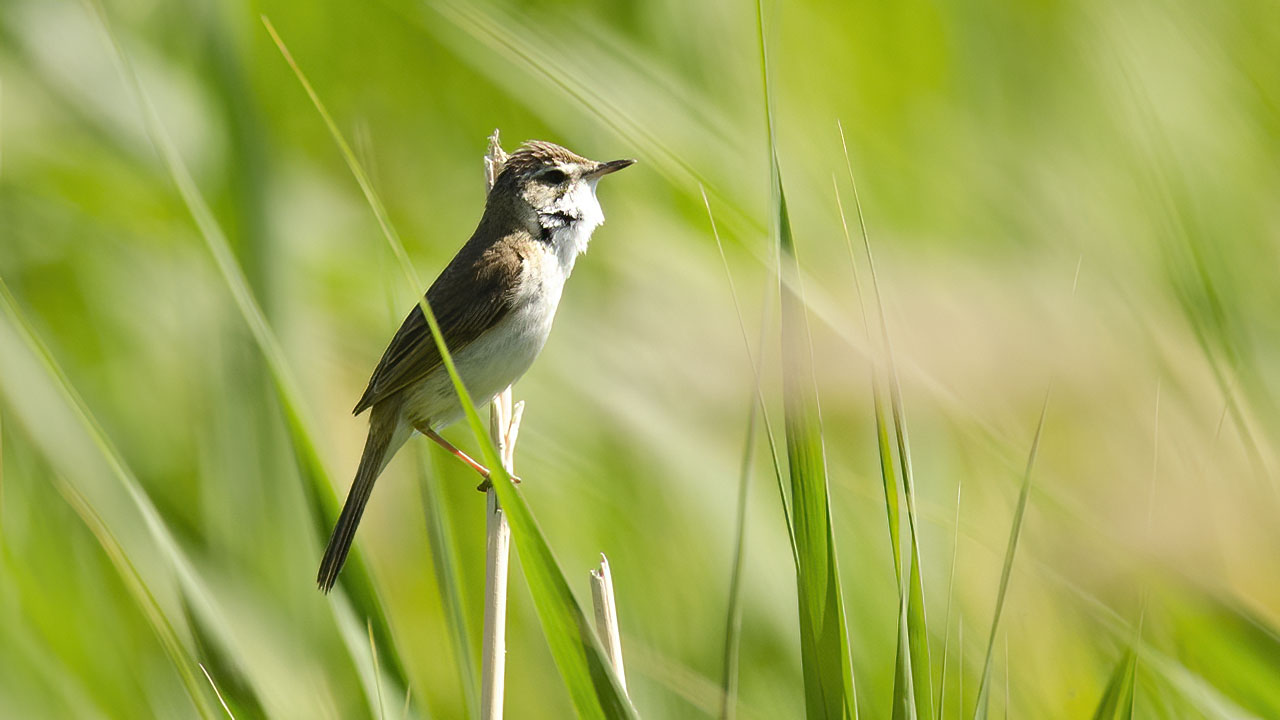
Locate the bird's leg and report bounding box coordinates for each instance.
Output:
[418,426,522,491]
[420,426,490,477]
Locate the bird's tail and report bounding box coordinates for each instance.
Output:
[317,402,409,593]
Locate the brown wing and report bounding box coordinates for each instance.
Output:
[352,233,528,415]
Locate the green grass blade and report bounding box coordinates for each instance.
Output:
[50,474,222,720]
[4,274,400,718]
[198,663,237,719]
[703,186,794,562]
[833,170,915,719]
[1161,589,1280,718]
[0,277,234,718]
[973,389,1051,719]
[779,183,858,719]
[704,186,796,719]
[891,597,917,720]
[836,127,932,720]
[871,383,903,577]
[486,473,639,719]
[263,18,635,717]
[902,547,932,719]
[369,620,387,720]
[901,479,931,712]
[84,3,407,706]
[1105,54,1274,491]
[777,178,858,720]
[758,2,856,717]
[938,480,964,720]
[260,17,419,290]
[182,596,265,720]
[718,397,758,720]
[417,449,479,719]
[1091,647,1138,720]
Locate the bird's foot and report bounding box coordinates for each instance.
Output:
[476,473,522,492]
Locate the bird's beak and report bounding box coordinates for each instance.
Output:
[585,158,636,180]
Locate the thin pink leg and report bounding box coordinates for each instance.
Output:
[421,427,491,479]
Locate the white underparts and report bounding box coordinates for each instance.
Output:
[403,180,605,432]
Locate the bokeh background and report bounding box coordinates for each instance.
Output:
[2,0,1279,717]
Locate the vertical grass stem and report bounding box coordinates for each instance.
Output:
[480,133,516,719]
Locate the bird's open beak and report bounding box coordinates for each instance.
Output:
[586,158,636,179]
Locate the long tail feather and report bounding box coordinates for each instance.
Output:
[317,402,407,593]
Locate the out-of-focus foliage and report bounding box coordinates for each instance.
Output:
[1,0,1278,717]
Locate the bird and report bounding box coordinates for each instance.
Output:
[317,140,635,592]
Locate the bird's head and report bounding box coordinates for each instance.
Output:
[488,140,634,243]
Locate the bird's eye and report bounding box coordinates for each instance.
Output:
[539,168,568,184]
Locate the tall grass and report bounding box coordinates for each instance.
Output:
[758,1,857,717]
[835,128,934,720]
[85,5,407,711]
[705,185,789,720]
[2,0,1279,717]
[0,277,228,717]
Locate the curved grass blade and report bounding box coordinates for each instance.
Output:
[704,186,794,563]
[83,2,407,707]
[973,389,1051,719]
[703,187,791,719]
[417,448,479,719]
[51,474,222,720]
[1091,646,1138,720]
[3,274,410,717]
[262,19,636,717]
[0,277,232,719]
[836,125,933,720]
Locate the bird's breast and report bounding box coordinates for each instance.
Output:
[405,247,565,430]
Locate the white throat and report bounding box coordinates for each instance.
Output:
[539,179,604,275]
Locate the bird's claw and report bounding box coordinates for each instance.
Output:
[476,473,522,492]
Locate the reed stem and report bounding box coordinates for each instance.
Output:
[479,133,517,720]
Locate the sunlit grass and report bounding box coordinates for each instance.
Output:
[1,0,1278,717]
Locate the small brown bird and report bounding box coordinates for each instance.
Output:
[318,140,634,592]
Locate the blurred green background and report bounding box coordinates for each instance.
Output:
[2,0,1279,717]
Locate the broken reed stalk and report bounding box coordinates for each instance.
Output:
[590,554,628,693]
[481,133,518,720]
[482,387,521,719]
